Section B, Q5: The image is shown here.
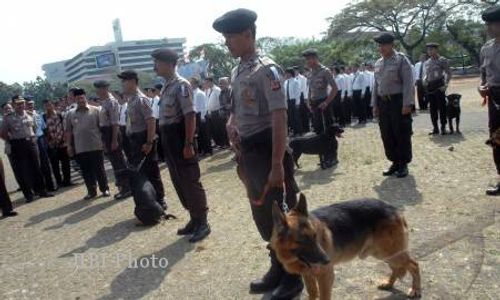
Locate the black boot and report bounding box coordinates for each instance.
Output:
[395,164,409,178]
[189,216,211,243]
[429,127,439,135]
[383,163,399,176]
[250,250,284,294]
[486,184,500,196]
[441,125,447,135]
[271,271,304,300]
[177,218,197,236]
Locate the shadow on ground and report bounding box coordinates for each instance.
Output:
[373,175,422,208]
[97,238,195,300]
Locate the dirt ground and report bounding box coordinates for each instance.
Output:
[0,77,498,300]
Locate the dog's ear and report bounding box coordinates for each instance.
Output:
[272,201,288,234]
[294,193,308,216]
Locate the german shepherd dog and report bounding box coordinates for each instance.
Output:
[270,194,421,299]
[446,93,461,134]
[289,125,344,170]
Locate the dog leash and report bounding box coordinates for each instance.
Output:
[251,183,289,213]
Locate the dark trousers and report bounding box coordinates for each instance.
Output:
[365,88,373,119]
[10,138,47,199]
[48,146,71,186]
[196,113,212,155]
[127,131,164,202]
[378,94,413,165]
[156,120,164,162]
[7,153,22,189]
[332,91,344,126]
[299,94,311,133]
[76,150,108,194]
[311,98,333,134]
[428,89,447,129]
[207,111,229,147]
[342,95,352,124]
[287,100,302,135]
[119,126,132,161]
[416,80,427,110]
[489,88,500,174]
[160,122,208,219]
[37,136,55,190]
[353,90,367,123]
[101,126,129,191]
[237,128,299,241]
[0,158,13,214]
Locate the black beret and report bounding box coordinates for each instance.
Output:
[117,70,139,81]
[213,8,257,34]
[482,5,500,22]
[93,80,110,88]
[426,42,439,48]
[73,88,86,96]
[302,48,318,57]
[151,48,179,63]
[285,67,295,75]
[11,95,25,103]
[154,83,163,90]
[373,32,395,44]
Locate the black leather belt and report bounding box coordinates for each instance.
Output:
[379,93,402,101]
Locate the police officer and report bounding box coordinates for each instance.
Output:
[302,48,339,134]
[479,5,500,196]
[95,80,131,200]
[372,32,415,178]
[118,70,166,208]
[0,96,54,202]
[423,42,452,135]
[151,48,211,243]
[213,9,303,299]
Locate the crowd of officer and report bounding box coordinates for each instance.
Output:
[1,4,500,299]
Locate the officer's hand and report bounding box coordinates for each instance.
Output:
[142,143,153,155]
[111,140,119,152]
[183,144,195,159]
[402,105,412,115]
[67,146,74,157]
[227,123,239,144]
[373,107,379,118]
[318,102,328,111]
[268,163,285,188]
[478,86,489,98]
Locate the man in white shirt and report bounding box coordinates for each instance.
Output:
[351,64,368,124]
[333,67,347,127]
[147,84,164,161]
[204,77,224,148]
[343,66,354,125]
[284,68,303,136]
[191,78,212,156]
[413,53,428,110]
[295,67,311,133]
[115,91,131,161]
[363,64,375,120]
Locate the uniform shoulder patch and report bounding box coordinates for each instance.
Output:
[266,65,283,91]
[178,81,191,98]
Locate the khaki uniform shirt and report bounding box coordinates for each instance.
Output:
[159,73,194,126]
[423,56,452,85]
[480,39,500,87]
[126,93,154,134]
[1,111,36,140]
[99,97,120,127]
[308,65,337,101]
[371,51,415,107]
[66,105,103,154]
[230,53,287,138]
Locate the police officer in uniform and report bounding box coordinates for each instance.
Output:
[95,80,131,200]
[479,5,500,196]
[213,9,303,299]
[0,96,54,202]
[302,48,338,134]
[151,49,211,243]
[372,32,415,178]
[423,42,452,135]
[118,70,167,208]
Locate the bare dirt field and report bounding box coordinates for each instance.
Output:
[0,76,498,300]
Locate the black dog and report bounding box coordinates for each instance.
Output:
[122,167,175,226]
[289,125,344,169]
[446,93,461,134]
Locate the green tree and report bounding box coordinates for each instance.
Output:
[188,43,236,79]
[0,82,23,103]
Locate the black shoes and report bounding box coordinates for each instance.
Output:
[39,192,55,198]
[84,192,97,200]
[177,219,197,236]
[2,211,18,218]
[395,164,409,178]
[250,250,284,294]
[101,190,111,197]
[114,190,132,200]
[486,184,500,196]
[271,272,304,300]
[383,164,399,176]
[189,222,211,243]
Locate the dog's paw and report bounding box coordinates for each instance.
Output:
[407,288,422,298]
[377,281,394,291]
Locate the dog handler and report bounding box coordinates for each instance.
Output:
[372,32,415,179]
[479,5,500,196]
[213,8,303,299]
